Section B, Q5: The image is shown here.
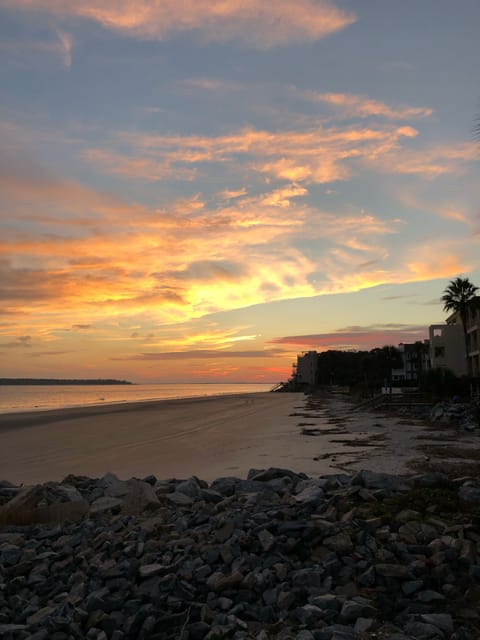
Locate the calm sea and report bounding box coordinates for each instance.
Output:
[0,383,274,414]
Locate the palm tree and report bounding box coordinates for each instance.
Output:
[442,277,479,374]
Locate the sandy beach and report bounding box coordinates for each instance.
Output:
[0,393,305,484]
[0,391,477,484]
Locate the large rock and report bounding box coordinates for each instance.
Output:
[209,476,265,496]
[352,470,411,493]
[247,467,304,482]
[175,477,205,498]
[89,496,124,516]
[206,570,244,592]
[0,483,88,524]
[100,473,159,513]
[294,484,324,505]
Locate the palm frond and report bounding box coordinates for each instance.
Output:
[441,277,479,315]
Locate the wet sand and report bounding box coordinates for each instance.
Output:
[0,391,474,485]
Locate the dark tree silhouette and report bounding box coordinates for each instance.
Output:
[442,277,479,373]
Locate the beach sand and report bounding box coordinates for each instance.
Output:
[0,391,475,484]
[0,393,308,484]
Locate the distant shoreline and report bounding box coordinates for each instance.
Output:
[0,378,133,386]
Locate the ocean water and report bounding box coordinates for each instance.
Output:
[0,383,274,414]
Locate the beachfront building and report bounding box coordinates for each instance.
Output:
[391,341,430,385]
[428,323,467,376]
[440,296,480,378]
[295,351,318,387]
[466,300,480,377]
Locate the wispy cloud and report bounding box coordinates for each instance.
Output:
[181,77,243,92]
[4,0,356,48]
[55,29,73,68]
[303,91,433,120]
[0,29,73,68]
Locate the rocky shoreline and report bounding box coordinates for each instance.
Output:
[1,468,480,640]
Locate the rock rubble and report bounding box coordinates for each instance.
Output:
[429,403,479,434]
[1,468,480,639]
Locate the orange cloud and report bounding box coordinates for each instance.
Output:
[257,157,349,183]
[258,184,308,208]
[1,142,433,340]
[304,91,433,120]
[217,187,248,201]
[2,126,478,358]
[3,159,473,346]
[5,0,356,48]
[85,123,417,186]
[0,152,316,333]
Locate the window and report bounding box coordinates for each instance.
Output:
[434,346,445,358]
[433,328,443,337]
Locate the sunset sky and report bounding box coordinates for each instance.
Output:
[1,1,479,383]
